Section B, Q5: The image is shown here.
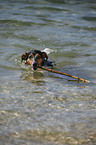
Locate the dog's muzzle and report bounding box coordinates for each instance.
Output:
[31,57,37,70]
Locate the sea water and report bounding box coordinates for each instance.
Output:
[0,0,96,144]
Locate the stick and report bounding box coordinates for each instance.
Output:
[38,66,90,83]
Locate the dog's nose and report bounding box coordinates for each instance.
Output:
[31,57,37,70]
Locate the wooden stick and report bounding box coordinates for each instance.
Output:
[38,66,90,83]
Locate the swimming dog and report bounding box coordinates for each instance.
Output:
[21,50,53,70]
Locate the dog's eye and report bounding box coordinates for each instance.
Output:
[35,55,41,59]
[29,54,33,59]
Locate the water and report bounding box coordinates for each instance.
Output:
[0,0,96,144]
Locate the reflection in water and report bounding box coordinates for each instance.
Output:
[20,71,45,86]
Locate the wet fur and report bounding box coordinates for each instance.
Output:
[21,50,53,70]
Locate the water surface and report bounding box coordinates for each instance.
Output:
[0,0,96,144]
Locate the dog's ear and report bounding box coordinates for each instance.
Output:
[42,52,48,59]
[21,52,28,61]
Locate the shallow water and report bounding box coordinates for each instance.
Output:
[0,0,96,144]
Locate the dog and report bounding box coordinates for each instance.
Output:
[21,50,53,70]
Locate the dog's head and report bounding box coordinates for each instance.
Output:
[21,50,48,70]
[30,51,48,70]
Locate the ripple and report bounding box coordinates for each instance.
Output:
[0,19,46,27]
[82,16,96,22]
[0,127,96,145]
